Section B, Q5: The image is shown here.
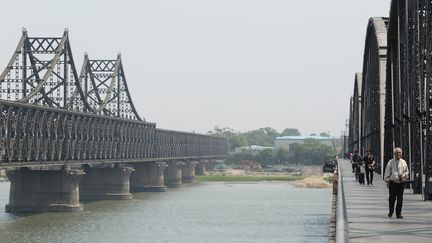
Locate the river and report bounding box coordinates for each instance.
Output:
[0,181,331,243]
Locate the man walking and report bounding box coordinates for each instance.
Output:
[384,147,409,218]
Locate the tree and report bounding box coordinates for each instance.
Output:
[320,132,330,137]
[280,128,301,136]
[259,127,280,138]
[289,141,335,165]
[273,147,289,163]
[255,149,275,165]
[242,129,274,146]
[208,126,247,151]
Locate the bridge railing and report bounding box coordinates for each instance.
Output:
[335,159,349,243]
[0,100,227,166]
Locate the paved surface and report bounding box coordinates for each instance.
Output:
[340,159,432,243]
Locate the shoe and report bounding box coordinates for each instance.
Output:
[396,215,404,219]
[388,213,393,218]
[367,182,370,185]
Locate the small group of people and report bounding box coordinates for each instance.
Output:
[350,149,376,185]
[350,147,410,219]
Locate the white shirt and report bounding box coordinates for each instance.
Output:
[384,158,409,183]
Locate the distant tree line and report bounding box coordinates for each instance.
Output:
[208,126,337,165]
[207,126,302,151]
[225,147,290,165]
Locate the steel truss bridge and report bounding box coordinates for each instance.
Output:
[0,29,227,168]
[348,0,432,199]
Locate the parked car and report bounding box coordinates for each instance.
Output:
[322,159,336,173]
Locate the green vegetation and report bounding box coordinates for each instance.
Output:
[225,147,290,165]
[207,126,279,150]
[289,139,335,165]
[225,142,335,166]
[280,128,301,136]
[208,126,337,165]
[196,175,305,182]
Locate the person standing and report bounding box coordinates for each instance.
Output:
[384,147,409,219]
[363,149,376,185]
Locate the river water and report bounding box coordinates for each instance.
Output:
[0,181,331,243]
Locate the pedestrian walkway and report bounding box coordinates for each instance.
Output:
[341,159,432,242]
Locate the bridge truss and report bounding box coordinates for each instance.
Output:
[0,30,227,167]
[349,0,432,198]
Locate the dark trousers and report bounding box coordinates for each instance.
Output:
[354,165,360,181]
[358,173,365,185]
[388,181,405,216]
[365,167,374,184]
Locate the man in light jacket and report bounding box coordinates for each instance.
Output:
[384,147,409,218]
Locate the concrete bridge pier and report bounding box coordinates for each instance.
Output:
[165,161,184,188]
[182,161,198,183]
[79,165,134,201]
[130,162,167,192]
[5,167,84,213]
[195,161,207,175]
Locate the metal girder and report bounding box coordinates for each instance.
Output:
[0,100,227,166]
[0,29,89,111]
[79,54,143,120]
[384,0,431,195]
[0,29,143,121]
[360,17,388,174]
[348,73,363,154]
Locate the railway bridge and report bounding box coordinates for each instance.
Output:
[0,30,227,212]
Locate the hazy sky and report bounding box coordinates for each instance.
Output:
[0,0,390,136]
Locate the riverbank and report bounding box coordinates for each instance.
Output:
[196,175,305,182]
[196,174,334,184]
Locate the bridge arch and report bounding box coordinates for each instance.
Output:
[360,17,388,170]
[349,73,362,154]
[0,30,142,121]
[79,54,142,120]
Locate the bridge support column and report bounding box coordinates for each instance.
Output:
[79,165,133,201]
[182,161,198,183]
[164,161,184,188]
[5,167,84,213]
[130,162,167,192]
[195,161,207,175]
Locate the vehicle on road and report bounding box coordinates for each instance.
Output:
[322,158,336,173]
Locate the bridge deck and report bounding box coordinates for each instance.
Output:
[340,159,432,243]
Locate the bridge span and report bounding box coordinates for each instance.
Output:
[348,0,432,200]
[0,30,227,213]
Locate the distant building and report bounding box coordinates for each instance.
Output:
[274,135,334,151]
[234,145,275,155]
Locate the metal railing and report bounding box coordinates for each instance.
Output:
[335,158,349,243]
